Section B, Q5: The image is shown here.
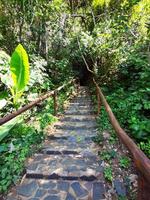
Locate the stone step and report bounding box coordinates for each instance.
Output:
[65,110,95,115]
[26,154,104,179]
[73,97,91,100]
[54,122,97,130]
[71,100,92,104]
[65,107,94,114]
[69,102,93,106]
[7,179,106,200]
[46,135,95,141]
[55,125,96,131]
[55,121,96,126]
[51,128,97,137]
[76,95,90,98]
[51,129,97,138]
[60,115,96,122]
[70,96,92,102]
[66,105,93,111]
[42,137,96,152]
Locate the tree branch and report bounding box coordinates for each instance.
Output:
[77,36,95,75]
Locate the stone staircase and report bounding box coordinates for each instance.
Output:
[6,87,126,200]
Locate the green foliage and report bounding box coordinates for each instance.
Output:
[139,140,150,156]
[119,156,130,168]
[109,133,117,144]
[92,134,104,144]
[0,50,11,91]
[99,150,117,161]
[92,0,111,8]
[0,123,44,193]
[96,107,113,133]
[10,44,30,104]
[38,113,57,130]
[0,117,21,142]
[104,166,113,182]
[101,48,150,156]
[130,0,150,36]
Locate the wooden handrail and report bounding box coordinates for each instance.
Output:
[0,79,76,126]
[93,78,150,200]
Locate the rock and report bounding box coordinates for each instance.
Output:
[40,181,56,189]
[66,193,76,200]
[17,180,38,197]
[84,182,92,191]
[129,174,138,183]
[86,168,96,176]
[35,189,46,197]
[103,131,110,139]
[101,161,105,167]
[71,182,88,198]
[82,151,96,159]
[53,167,63,174]
[27,163,38,171]
[93,182,105,200]
[57,181,70,191]
[6,196,18,200]
[48,190,59,194]
[114,179,126,197]
[44,195,60,200]
[67,165,78,172]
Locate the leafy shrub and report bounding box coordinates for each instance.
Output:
[38,113,57,130]
[0,124,44,193]
[119,156,130,168]
[100,49,150,156]
[10,44,30,104]
[104,166,113,182]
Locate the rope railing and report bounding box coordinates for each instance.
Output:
[0,79,77,126]
[93,78,150,200]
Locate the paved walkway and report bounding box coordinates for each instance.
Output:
[6,87,126,200]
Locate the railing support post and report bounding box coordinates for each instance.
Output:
[54,91,58,116]
[138,173,150,200]
[75,78,80,93]
[96,86,101,116]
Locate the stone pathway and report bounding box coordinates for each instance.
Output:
[6,87,127,200]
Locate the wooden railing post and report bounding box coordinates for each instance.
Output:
[138,173,150,200]
[74,78,80,93]
[54,91,58,116]
[96,86,101,116]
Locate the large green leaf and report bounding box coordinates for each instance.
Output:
[10,44,30,103]
[0,117,21,142]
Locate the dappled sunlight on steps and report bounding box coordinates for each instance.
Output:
[6,87,127,200]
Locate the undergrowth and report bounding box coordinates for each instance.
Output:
[0,85,74,193]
